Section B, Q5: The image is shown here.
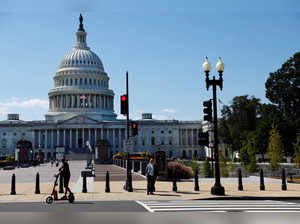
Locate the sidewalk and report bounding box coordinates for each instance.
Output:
[0,180,300,203]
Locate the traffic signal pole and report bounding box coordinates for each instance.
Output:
[126,71,129,140]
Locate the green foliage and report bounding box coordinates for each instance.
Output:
[240,132,258,172]
[202,159,212,178]
[219,152,229,177]
[293,132,300,168]
[267,125,284,171]
[188,156,199,173]
[6,155,14,162]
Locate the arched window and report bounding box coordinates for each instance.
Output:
[2,139,7,148]
[80,78,82,85]
[151,137,155,145]
[84,78,87,85]
[89,79,92,85]
[75,79,77,85]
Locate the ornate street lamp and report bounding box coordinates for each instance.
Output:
[202,57,225,195]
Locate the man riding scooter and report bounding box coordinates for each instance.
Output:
[55,156,73,199]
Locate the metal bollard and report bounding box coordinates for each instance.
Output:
[105,171,110,193]
[35,172,40,194]
[282,168,287,191]
[59,174,64,193]
[172,170,177,192]
[82,172,87,193]
[11,173,16,195]
[194,169,199,191]
[127,170,133,192]
[260,169,265,191]
[238,168,243,191]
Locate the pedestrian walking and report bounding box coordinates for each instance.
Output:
[146,159,155,195]
[51,159,54,167]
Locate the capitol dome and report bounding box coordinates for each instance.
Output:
[59,48,104,72]
[46,14,116,122]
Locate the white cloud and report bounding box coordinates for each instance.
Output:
[0,98,48,109]
[163,108,176,113]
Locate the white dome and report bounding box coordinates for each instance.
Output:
[59,48,104,72]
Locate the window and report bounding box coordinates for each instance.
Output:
[3,133,6,136]
[142,138,145,146]
[2,139,7,148]
[70,79,73,85]
[161,130,164,134]
[152,131,154,134]
[80,78,82,85]
[62,79,64,86]
[169,137,172,145]
[13,133,17,136]
[66,79,68,86]
[94,79,96,85]
[75,79,78,85]
[84,78,87,85]
[151,137,155,145]
[89,79,92,85]
[169,130,172,134]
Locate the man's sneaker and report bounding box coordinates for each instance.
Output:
[60,195,67,200]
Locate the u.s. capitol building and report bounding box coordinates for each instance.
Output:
[0,15,204,161]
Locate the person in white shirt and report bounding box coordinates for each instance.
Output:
[146,159,155,195]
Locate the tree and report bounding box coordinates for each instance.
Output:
[293,132,300,168]
[255,104,282,159]
[267,125,284,171]
[240,132,258,172]
[219,95,261,155]
[265,52,300,121]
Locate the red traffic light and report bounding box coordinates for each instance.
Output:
[121,95,127,101]
[132,123,136,128]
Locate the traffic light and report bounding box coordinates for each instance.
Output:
[198,132,209,146]
[131,122,138,136]
[203,100,212,122]
[120,94,128,115]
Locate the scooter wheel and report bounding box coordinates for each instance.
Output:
[68,193,75,203]
[45,196,54,204]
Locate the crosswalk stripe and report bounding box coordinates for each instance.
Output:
[136,200,300,213]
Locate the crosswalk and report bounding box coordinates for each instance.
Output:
[136,200,300,213]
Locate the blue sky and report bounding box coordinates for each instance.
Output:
[0,0,299,121]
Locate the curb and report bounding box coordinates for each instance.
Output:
[195,196,300,201]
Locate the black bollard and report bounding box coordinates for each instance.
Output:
[82,172,87,193]
[172,170,177,192]
[59,174,64,193]
[260,169,265,191]
[127,170,133,192]
[11,173,16,195]
[238,168,243,191]
[105,171,110,193]
[35,172,40,194]
[282,168,287,191]
[194,169,199,191]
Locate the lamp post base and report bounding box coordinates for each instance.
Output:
[211,183,225,195]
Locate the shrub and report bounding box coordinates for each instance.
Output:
[202,159,212,178]
[219,153,229,177]
[188,157,199,173]
[167,161,194,179]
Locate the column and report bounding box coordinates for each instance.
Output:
[57,130,59,146]
[192,129,194,146]
[118,129,121,149]
[32,130,35,149]
[63,129,66,147]
[112,128,115,149]
[51,129,54,149]
[82,128,85,146]
[112,96,114,110]
[38,130,41,147]
[104,96,107,110]
[45,130,48,149]
[88,128,91,144]
[76,129,78,148]
[100,128,103,140]
[69,129,72,149]
[96,128,99,141]
[77,95,80,108]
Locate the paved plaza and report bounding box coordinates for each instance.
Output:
[0,162,300,203]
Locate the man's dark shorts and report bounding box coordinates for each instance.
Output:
[63,175,70,188]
